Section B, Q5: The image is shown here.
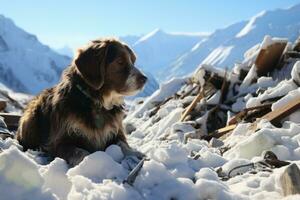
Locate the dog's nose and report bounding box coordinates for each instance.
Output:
[138,74,147,85]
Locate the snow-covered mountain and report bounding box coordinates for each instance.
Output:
[0,15,71,94]
[121,29,210,80]
[126,4,300,81]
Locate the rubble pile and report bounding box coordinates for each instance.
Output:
[125,35,300,198]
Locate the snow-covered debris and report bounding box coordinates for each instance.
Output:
[1,35,300,200]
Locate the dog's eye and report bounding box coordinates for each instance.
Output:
[117,58,125,65]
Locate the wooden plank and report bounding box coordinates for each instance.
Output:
[0,113,21,130]
[200,124,237,141]
[261,96,300,124]
[280,163,300,196]
[255,42,287,76]
[228,103,272,125]
[180,89,204,121]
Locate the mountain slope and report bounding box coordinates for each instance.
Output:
[127,29,209,80]
[128,4,300,82]
[0,15,71,94]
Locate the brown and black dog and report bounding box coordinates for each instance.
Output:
[16,38,147,166]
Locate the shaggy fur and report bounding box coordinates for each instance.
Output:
[16,38,147,166]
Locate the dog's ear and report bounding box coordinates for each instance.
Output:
[74,42,108,90]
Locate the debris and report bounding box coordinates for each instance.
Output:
[263,151,290,168]
[214,96,300,140]
[219,69,228,104]
[280,163,300,196]
[255,36,287,76]
[180,87,205,121]
[294,36,300,52]
[0,100,7,111]
[209,138,224,148]
[0,90,24,110]
[0,116,12,139]
[149,96,173,118]
[124,157,148,186]
[181,79,216,121]
[221,151,289,180]
[228,103,272,125]
[260,95,300,126]
[208,124,237,140]
[0,113,21,131]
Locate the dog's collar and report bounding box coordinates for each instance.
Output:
[75,84,102,108]
[75,84,104,128]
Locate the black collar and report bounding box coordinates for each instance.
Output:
[74,84,102,109]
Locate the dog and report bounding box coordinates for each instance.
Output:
[16,38,147,166]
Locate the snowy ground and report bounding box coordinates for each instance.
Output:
[1,37,300,200]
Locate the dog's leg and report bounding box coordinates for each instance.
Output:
[54,143,90,167]
[16,105,42,150]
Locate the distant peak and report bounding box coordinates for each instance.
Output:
[137,28,165,43]
[236,10,266,38]
[150,28,165,35]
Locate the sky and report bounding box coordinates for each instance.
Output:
[0,0,300,49]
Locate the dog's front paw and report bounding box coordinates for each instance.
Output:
[125,149,145,159]
[68,148,90,167]
[117,141,145,159]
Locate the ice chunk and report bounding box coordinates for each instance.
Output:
[105,145,124,163]
[67,151,127,183]
[0,146,55,200]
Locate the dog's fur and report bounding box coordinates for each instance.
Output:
[16,38,147,166]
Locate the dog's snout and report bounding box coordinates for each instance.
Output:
[138,74,147,85]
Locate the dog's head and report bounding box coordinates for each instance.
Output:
[74,38,147,107]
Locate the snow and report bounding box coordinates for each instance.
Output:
[0,146,56,200]
[260,35,288,50]
[67,151,127,183]
[201,45,235,66]
[236,11,266,38]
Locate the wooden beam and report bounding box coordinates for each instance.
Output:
[204,124,237,141]
[261,96,300,124]
[228,103,272,125]
[0,113,21,131]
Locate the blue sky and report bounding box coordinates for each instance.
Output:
[0,0,300,49]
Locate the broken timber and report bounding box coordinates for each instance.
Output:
[0,113,21,131]
[261,96,300,125]
[255,41,287,76]
[228,103,272,125]
[207,96,300,141]
[180,88,204,121]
